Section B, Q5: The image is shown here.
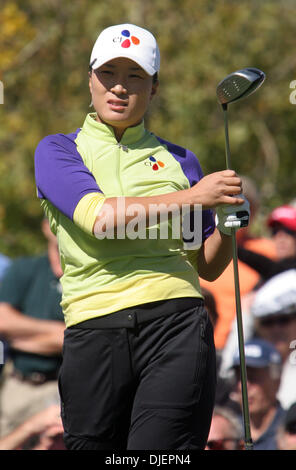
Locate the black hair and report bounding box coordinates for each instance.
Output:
[152,72,158,84]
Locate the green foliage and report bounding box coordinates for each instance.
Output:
[1,0,295,257]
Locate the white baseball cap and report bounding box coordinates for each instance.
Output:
[251,269,296,318]
[90,24,160,76]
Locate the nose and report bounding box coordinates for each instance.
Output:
[111,83,127,96]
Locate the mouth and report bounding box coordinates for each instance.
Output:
[107,99,128,111]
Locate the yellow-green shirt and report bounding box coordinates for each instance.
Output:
[34,113,215,327]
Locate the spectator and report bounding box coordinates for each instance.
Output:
[237,204,296,284]
[0,404,64,450]
[0,218,65,437]
[231,338,285,450]
[205,406,244,450]
[267,205,296,260]
[200,176,277,350]
[277,402,296,450]
[251,269,296,409]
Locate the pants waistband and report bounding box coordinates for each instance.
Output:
[69,297,204,330]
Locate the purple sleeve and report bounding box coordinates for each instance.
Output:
[34,131,103,220]
[156,137,215,242]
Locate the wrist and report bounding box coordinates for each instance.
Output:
[178,187,197,209]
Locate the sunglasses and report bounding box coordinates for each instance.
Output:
[259,314,296,328]
[206,438,243,450]
[271,226,296,237]
[286,424,296,434]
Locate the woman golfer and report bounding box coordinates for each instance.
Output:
[35,23,249,450]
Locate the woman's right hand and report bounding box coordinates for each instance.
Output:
[189,170,244,209]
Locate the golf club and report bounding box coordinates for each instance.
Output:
[216,67,266,451]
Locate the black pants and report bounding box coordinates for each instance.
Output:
[58,298,216,450]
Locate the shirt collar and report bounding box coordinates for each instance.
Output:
[82,113,146,145]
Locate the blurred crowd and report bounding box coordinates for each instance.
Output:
[1,177,296,450]
[201,176,296,451]
[0,218,65,450]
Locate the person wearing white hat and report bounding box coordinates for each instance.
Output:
[252,269,296,409]
[34,23,250,450]
[88,24,160,141]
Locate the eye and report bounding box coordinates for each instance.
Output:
[129,72,144,79]
[97,69,114,78]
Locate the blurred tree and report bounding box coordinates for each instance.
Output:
[0,0,295,256]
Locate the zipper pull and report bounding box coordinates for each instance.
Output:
[117,143,129,152]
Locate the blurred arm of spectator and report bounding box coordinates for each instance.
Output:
[237,246,275,280]
[238,245,296,284]
[0,302,64,356]
[0,404,64,450]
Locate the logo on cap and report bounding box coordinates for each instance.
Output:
[113,29,140,48]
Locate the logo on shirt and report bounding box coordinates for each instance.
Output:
[144,156,165,171]
[113,29,140,48]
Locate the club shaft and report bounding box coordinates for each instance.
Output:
[231,231,253,450]
[223,105,232,169]
[222,104,253,450]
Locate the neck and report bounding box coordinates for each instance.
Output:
[113,127,126,142]
[250,405,277,441]
[94,115,125,142]
[94,114,143,142]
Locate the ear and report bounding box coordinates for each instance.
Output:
[150,80,159,101]
[88,71,93,95]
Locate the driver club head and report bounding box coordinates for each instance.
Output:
[216,67,266,106]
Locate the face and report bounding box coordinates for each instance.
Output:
[89,57,158,140]
[256,314,296,360]
[205,415,243,450]
[272,227,296,259]
[277,429,296,450]
[235,367,280,416]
